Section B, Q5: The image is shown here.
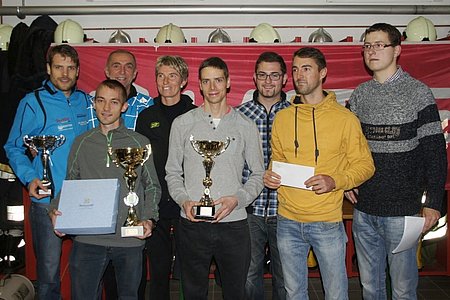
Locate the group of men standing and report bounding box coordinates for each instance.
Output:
[3,22,447,300]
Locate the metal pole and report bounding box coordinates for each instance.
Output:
[0,5,450,19]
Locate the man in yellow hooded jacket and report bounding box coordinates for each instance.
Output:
[264,47,375,300]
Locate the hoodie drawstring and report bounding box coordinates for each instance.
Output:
[293,96,319,164]
[294,106,299,157]
[312,107,319,165]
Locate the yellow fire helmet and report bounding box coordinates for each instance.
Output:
[403,16,437,42]
[0,24,13,51]
[154,23,186,43]
[249,23,281,43]
[54,19,84,44]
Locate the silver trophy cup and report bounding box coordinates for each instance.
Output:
[108,145,152,237]
[190,135,230,220]
[23,135,65,197]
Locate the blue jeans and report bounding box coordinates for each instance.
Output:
[70,241,144,300]
[246,214,286,300]
[352,209,418,300]
[177,218,250,300]
[30,202,62,300]
[277,215,348,300]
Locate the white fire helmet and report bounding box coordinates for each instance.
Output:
[404,16,437,42]
[0,24,13,51]
[54,19,84,44]
[249,23,281,43]
[154,23,186,43]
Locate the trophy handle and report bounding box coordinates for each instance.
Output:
[219,137,231,156]
[140,144,152,166]
[189,135,201,156]
[23,135,38,153]
[55,135,66,148]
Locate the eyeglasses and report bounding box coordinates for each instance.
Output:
[256,72,283,81]
[362,42,394,51]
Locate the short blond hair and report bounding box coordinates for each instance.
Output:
[155,55,189,81]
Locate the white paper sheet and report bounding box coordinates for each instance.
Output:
[272,161,315,190]
[392,216,425,254]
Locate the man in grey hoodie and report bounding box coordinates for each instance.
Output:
[165,57,265,299]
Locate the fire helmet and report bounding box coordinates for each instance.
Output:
[403,16,437,42]
[109,29,131,43]
[54,19,84,44]
[0,24,13,51]
[249,23,281,43]
[208,28,232,43]
[308,28,333,43]
[154,23,186,43]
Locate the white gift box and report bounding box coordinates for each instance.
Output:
[55,179,120,235]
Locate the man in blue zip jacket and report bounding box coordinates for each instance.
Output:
[4,44,90,300]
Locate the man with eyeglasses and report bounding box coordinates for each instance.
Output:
[237,51,289,300]
[346,23,447,299]
[264,47,375,299]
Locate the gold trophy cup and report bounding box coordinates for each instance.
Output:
[23,135,65,197]
[108,145,151,237]
[190,135,230,220]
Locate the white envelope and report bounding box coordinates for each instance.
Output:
[272,161,315,190]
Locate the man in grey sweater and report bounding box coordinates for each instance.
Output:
[346,23,447,299]
[165,57,265,299]
[50,79,161,299]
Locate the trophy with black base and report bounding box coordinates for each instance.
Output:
[23,135,65,197]
[190,135,230,220]
[108,145,151,237]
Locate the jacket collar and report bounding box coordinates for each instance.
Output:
[251,90,288,108]
[128,84,138,99]
[291,90,336,110]
[43,79,77,96]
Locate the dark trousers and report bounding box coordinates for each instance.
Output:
[70,241,144,300]
[177,218,250,300]
[139,218,179,300]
